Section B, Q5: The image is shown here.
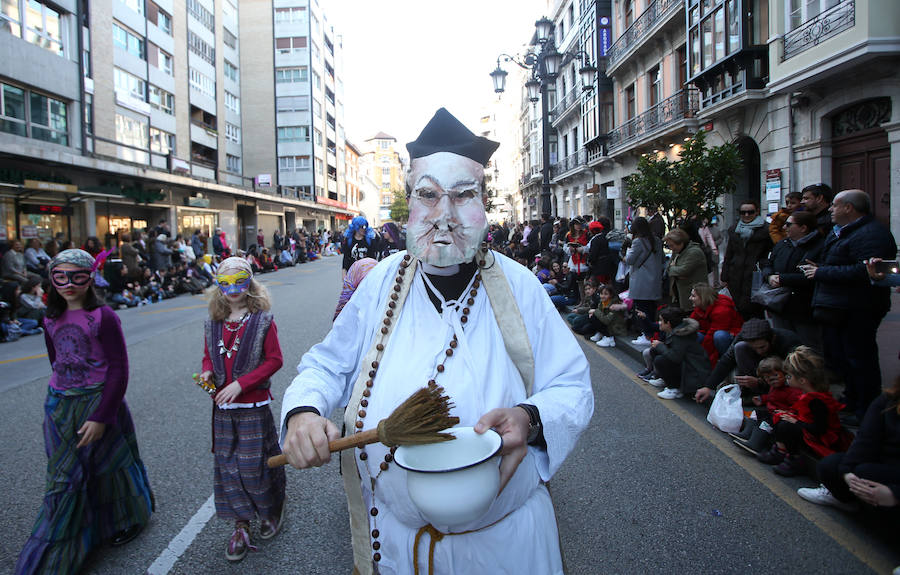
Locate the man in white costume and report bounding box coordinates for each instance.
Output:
[280,108,593,575]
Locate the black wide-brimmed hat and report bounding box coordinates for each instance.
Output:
[406,108,499,167]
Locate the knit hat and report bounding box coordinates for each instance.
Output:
[740,318,773,341]
[589,221,604,232]
[49,248,95,271]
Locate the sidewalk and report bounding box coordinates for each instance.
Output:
[611,290,900,387]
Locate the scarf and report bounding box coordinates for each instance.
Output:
[734,215,766,241]
[333,257,378,320]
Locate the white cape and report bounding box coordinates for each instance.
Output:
[282,252,593,574]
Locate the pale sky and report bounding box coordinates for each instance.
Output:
[329,0,549,152]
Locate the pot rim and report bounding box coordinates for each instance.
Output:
[393,427,503,474]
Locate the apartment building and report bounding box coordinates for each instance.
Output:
[240,0,356,235]
[359,132,404,225]
[477,102,519,223]
[510,0,899,234]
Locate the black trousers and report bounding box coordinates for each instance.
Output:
[652,355,681,390]
[818,452,900,513]
[632,299,657,338]
[773,420,806,453]
[820,310,884,419]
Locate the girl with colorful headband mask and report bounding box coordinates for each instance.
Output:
[197,257,286,562]
[16,249,155,574]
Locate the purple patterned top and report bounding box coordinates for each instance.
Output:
[43,306,129,425]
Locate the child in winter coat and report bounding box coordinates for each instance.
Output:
[565,278,600,334]
[751,356,802,422]
[647,307,711,400]
[589,285,628,348]
[757,346,851,477]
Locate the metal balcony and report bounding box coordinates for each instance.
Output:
[606,0,682,73]
[782,0,855,61]
[550,149,587,180]
[607,88,699,155]
[550,86,581,126]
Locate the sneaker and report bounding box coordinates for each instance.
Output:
[590,332,603,342]
[774,454,807,477]
[657,388,683,400]
[646,377,666,388]
[631,335,652,346]
[727,418,757,441]
[110,523,144,546]
[225,523,256,562]
[757,445,786,465]
[636,367,653,379]
[797,484,859,512]
[732,426,772,455]
[259,504,285,540]
[597,336,616,347]
[638,372,656,382]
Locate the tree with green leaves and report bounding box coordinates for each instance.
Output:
[625,130,741,230]
[388,189,409,223]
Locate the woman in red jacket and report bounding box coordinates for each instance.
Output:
[689,282,743,366]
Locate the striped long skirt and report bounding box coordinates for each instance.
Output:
[213,405,285,522]
[16,384,155,575]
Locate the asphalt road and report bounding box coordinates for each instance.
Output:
[0,255,897,574]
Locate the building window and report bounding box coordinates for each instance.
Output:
[4,0,66,56]
[113,22,144,59]
[83,92,92,134]
[310,13,318,34]
[275,35,306,54]
[29,91,67,145]
[688,0,745,77]
[648,65,661,107]
[121,0,144,16]
[149,85,174,115]
[224,60,238,81]
[277,125,309,142]
[625,83,635,120]
[312,70,321,89]
[225,122,240,143]
[275,66,308,83]
[225,91,239,113]
[278,155,310,171]
[310,41,319,62]
[222,0,236,30]
[147,1,171,34]
[276,95,309,112]
[188,67,215,98]
[114,68,146,101]
[312,98,321,117]
[223,28,237,49]
[381,166,390,178]
[150,127,174,155]
[226,153,241,174]
[147,43,172,75]
[624,0,633,28]
[0,83,27,137]
[274,6,305,23]
[188,30,215,65]
[314,128,322,145]
[115,112,148,150]
[315,158,323,175]
[186,0,213,32]
[788,0,840,31]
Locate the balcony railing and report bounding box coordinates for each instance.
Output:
[782,0,855,61]
[607,88,699,154]
[550,86,580,122]
[550,149,587,179]
[607,0,682,71]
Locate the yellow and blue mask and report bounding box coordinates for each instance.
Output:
[215,269,252,295]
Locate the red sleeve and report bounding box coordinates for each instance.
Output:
[236,320,283,393]
[89,307,129,426]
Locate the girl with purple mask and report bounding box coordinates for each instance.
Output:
[16,249,154,575]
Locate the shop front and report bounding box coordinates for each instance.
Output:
[94,201,159,246]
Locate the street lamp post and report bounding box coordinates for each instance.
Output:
[491,17,597,217]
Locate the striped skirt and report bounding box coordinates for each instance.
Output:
[213,405,285,522]
[16,384,155,575]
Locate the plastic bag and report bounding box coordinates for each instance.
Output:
[707,384,743,433]
[615,261,629,283]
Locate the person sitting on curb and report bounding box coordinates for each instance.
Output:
[689,282,744,367]
[588,285,628,348]
[565,279,601,337]
[645,307,711,400]
[798,374,900,514]
[694,318,802,404]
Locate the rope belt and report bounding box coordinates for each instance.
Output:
[412,511,514,575]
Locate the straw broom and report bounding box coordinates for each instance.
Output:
[268,381,459,468]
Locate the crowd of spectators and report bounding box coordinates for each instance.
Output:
[502,185,897,519]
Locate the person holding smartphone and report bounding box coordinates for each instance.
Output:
[866,258,900,287]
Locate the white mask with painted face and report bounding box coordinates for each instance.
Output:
[406,152,489,267]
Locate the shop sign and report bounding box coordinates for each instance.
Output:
[21,225,38,239]
[186,196,211,208]
[606,186,620,199]
[316,196,348,209]
[20,204,75,216]
[765,169,782,214]
[24,180,77,194]
[256,174,272,187]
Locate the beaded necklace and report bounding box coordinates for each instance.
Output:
[218,312,250,358]
[356,251,487,565]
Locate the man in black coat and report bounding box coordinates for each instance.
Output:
[801,183,833,238]
[802,189,897,420]
[539,213,554,253]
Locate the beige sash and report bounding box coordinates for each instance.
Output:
[342,252,535,575]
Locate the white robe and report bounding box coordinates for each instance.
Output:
[281,252,593,575]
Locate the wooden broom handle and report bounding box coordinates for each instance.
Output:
[267,427,380,468]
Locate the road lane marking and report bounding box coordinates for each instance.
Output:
[139,304,208,316]
[589,343,894,574]
[0,353,48,365]
[146,493,215,575]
